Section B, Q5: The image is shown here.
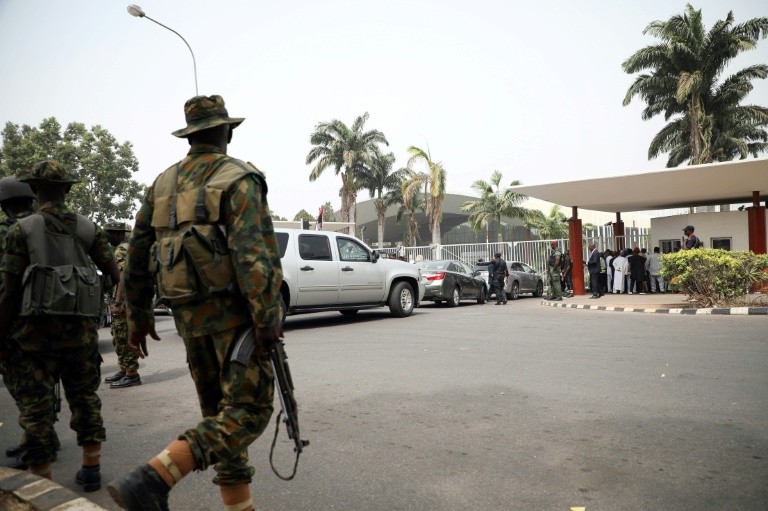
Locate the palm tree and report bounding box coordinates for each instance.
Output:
[622,4,768,167]
[306,113,388,233]
[460,170,529,242]
[386,174,424,248]
[358,147,405,248]
[524,205,568,240]
[402,145,446,245]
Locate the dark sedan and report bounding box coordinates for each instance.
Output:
[417,260,487,306]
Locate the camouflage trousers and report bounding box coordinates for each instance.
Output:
[179,327,274,486]
[1,363,62,451]
[548,268,563,299]
[11,342,105,465]
[111,317,139,373]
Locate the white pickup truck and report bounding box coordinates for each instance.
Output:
[275,228,425,320]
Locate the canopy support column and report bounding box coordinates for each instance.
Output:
[748,191,766,254]
[613,213,625,252]
[569,206,585,296]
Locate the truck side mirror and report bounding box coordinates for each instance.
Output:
[371,250,380,263]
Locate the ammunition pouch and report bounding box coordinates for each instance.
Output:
[150,157,265,307]
[17,213,101,317]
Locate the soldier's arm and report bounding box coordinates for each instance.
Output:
[124,190,158,336]
[0,225,26,344]
[226,174,283,330]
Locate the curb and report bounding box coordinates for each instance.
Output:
[0,467,106,511]
[540,300,768,315]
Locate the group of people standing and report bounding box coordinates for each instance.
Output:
[601,246,665,296]
[0,94,286,511]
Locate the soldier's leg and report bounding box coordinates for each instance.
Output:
[13,350,58,477]
[110,319,141,388]
[60,341,105,491]
[182,329,274,482]
[550,269,563,299]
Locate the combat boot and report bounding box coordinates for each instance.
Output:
[6,456,28,470]
[108,465,170,511]
[5,445,22,458]
[110,374,141,389]
[104,371,126,383]
[75,465,101,492]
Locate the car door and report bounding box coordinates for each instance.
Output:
[336,236,385,304]
[295,233,340,306]
[520,262,540,293]
[455,262,478,298]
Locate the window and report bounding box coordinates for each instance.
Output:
[298,234,332,261]
[336,237,370,262]
[711,237,731,251]
[510,262,524,272]
[660,239,682,254]
[276,232,289,258]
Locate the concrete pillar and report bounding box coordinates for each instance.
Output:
[569,207,585,296]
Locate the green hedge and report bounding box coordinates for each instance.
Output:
[660,249,768,307]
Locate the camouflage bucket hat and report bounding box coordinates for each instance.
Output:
[171,95,245,138]
[104,221,132,232]
[17,160,80,184]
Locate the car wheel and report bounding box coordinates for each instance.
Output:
[510,281,520,300]
[449,287,461,307]
[477,286,486,304]
[340,309,359,316]
[535,281,544,297]
[388,281,415,317]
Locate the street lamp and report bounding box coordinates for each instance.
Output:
[126,4,199,96]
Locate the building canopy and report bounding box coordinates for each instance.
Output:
[509,157,768,213]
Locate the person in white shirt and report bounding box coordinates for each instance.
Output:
[612,251,628,293]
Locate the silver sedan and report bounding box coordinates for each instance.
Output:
[417,260,487,306]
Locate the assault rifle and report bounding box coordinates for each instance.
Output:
[268,339,309,479]
[231,328,308,480]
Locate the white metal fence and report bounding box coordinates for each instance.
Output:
[380,228,651,276]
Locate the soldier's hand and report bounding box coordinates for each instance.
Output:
[129,327,161,359]
[257,323,283,351]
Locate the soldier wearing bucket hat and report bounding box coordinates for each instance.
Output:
[112,95,284,511]
[103,221,141,389]
[0,160,119,489]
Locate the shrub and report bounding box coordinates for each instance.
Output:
[660,249,768,307]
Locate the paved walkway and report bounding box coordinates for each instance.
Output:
[541,292,768,315]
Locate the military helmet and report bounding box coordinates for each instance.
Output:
[0,176,36,202]
[17,160,80,184]
[104,221,132,232]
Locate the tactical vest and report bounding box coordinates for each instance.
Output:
[149,156,265,306]
[17,213,101,317]
[548,250,561,269]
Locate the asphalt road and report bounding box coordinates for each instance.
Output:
[1,298,766,510]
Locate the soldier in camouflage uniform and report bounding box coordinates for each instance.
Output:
[0,161,120,490]
[103,221,141,388]
[546,240,564,301]
[0,176,57,471]
[109,95,283,511]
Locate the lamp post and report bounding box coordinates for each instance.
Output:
[126,4,199,96]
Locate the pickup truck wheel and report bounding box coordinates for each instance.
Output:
[477,286,487,304]
[449,286,461,307]
[279,294,287,326]
[340,309,359,316]
[388,281,415,317]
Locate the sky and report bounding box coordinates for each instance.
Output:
[1,0,766,221]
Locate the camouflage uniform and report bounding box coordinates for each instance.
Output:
[0,198,113,465]
[124,130,283,484]
[0,212,32,412]
[547,246,563,300]
[109,240,139,375]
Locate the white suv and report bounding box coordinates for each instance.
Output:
[275,229,425,320]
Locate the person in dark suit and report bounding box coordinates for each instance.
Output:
[586,242,601,298]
